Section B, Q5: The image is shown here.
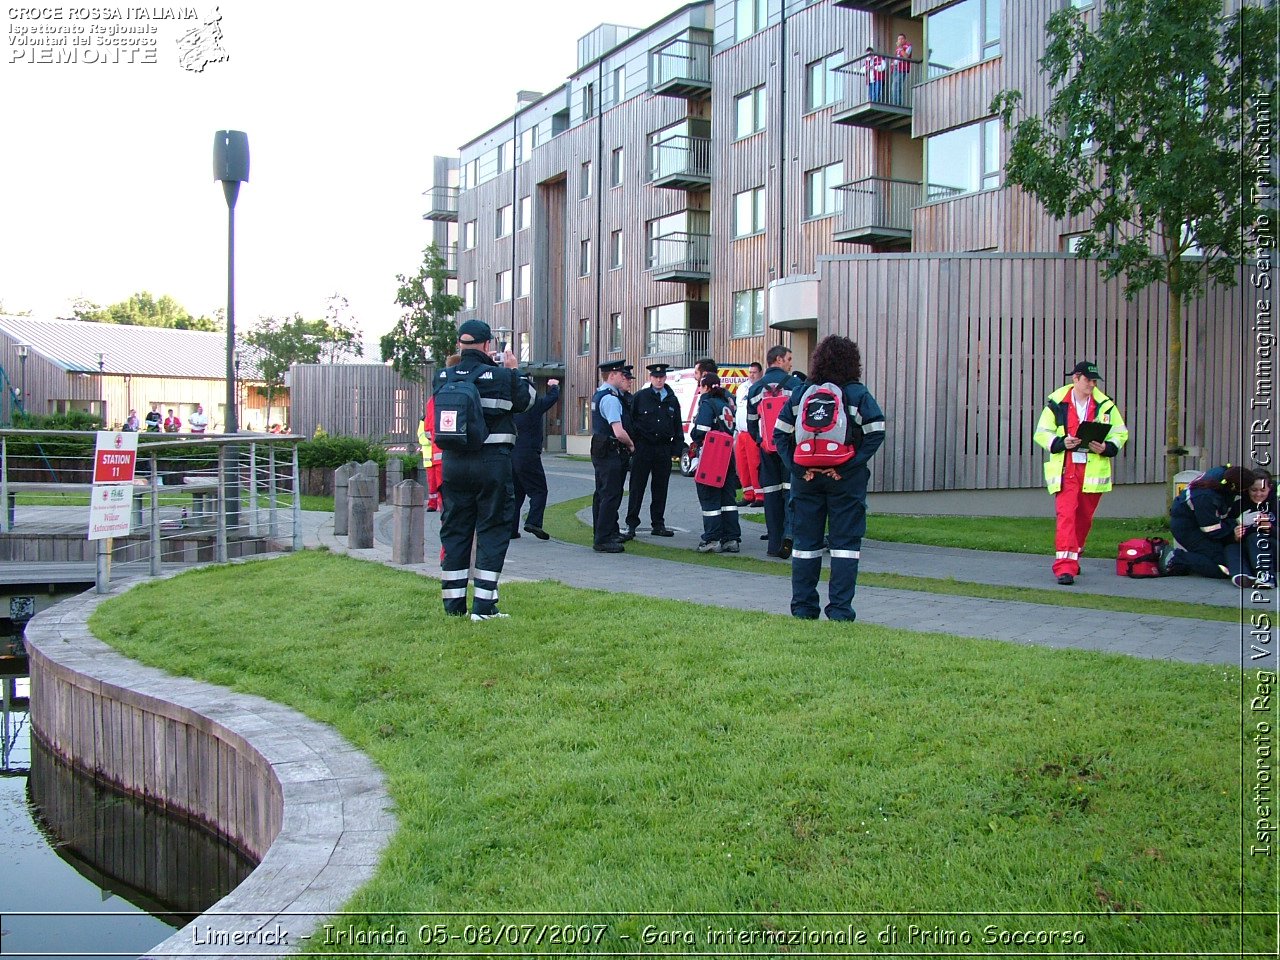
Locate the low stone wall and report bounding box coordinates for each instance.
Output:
[25,569,395,957]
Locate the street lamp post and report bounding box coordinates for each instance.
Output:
[15,344,27,407]
[96,352,106,425]
[213,130,249,435]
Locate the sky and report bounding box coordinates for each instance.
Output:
[0,0,684,352]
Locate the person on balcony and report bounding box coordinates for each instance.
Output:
[891,34,913,106]
[864,46,886,104]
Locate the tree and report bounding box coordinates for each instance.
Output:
[381,244,463,382]
[72,291,221,331]
[243,307,364,428]
[991,0,1275,502]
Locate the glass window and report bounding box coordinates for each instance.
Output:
[645,302,692,354]
[733,185,766,237]
[579,238,592,276]
[582,82,595,122]
[735,86,766,138]
[463,281,475,310]
[806,53,844,111]
[611,146,624,187]
[516,127,535,163]
[578,398,590,432]
[580,160,592,199]
[612,65,626,105]
[463,220,476,250]
[610,312,623,352]
[734,0,766,42]
[498,140,514,172]
[925,117,1002,201]
[610,230,623,269]
[732,289,765,338]
[496,204,513,237]
[579,319,591,355]
[926,0,1001,78]
[496,269,512,302]
[517,263,531,298]
[804,162,844,218]
[517,195,532,231]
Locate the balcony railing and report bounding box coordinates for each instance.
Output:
[925,182,969,203]
[644,327,709,368]
[646,232,711,282]
[649,38,712,98]
[832,52,919,131]
[442,243,458,274]
[423,186,459,221]
[648,135,712,190]
[834,176,919,245]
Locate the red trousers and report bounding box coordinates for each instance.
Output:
[735,432,763,503]
[1053,458,1102,576]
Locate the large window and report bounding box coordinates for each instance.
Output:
[805,162,844,219]
[926,0,1001,78]
[925,118,1001,201]
[496,204,513,238]
[734,0,766,42]
[733,185,767,237]
[806,53,844,111]
[496,269,512,303]
[732,289,765,338]
[735,86,766,139]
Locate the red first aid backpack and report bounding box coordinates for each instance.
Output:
[757,384,788,453]
[694,430,734,488]
[1115,537,1169,578]
[793,383,857,468]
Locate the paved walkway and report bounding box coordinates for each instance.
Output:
[300,458,1269,668]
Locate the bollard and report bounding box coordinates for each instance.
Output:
[390,479,425,564]
[387,457,403,490]
[360,459,381,503]
[333,461,360,537]
[348,474,376,549]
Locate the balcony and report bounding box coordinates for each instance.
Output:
[834,177,919,246]
[648,135,712,190]
[832,0,914,15]
[441,243,458,277]
[831,52,919,132]
[647,232,711,282]
[423,186,458,221]
[649,36,712,99]
[644,327,709,369]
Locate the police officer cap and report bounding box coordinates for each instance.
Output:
[646,363,672,376]
[622,365,636,379]
[598,359,627,374]
[457,319,492,345]
[1068,360,1102,380]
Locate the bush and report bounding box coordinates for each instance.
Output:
[398,452,421,475]
[9,411,103,458]
[297,434,389,470]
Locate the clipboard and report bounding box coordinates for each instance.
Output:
[1074,420,1111,445]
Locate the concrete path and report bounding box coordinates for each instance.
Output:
[303,457,1268,668]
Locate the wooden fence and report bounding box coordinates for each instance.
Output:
[289,364,428,445]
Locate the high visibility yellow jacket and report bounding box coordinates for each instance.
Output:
[1033,384,1129,495]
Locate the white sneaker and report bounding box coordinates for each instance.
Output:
[471,612,511,622]
[1256,574,1275,590]
[1233,574,1257,589]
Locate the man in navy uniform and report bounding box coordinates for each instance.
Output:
[591,359,635,553]
[511,378,560,540]
[745,344,804,557]
[434,319,536,620]
[624,363,682,538]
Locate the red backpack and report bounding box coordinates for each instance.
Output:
[757,384,788,453]
[1116,537,1169,578]
[793,383,857,468]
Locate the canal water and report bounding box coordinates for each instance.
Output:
[2,677,256,959]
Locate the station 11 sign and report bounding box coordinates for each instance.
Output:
[88,431,139,541]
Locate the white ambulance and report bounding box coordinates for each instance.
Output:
[665,365,754,475]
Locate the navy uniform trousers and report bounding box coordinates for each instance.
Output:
[1169,513,1245,579]
[790,464,868,621]
[511,448,549,534]
[757,448,792,552]
[592,439,626,545]
[696,460,742,545]
[439,448,514,616]
[625,441,673,530]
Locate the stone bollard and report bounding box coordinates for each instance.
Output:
[390,479,425,564]
[333,461,360,537]
[348,474,376,549]
[361,459,381,503]
[387,456,403,490]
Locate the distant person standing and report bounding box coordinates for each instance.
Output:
[1032,360,1129,585]
[511,378,561,540]
[891,33,913,105]
[144,403,162,432]
[746,345,803,558]
[624,363,683,538]
[690,373,741,553]
[123,409,140,432]
[163,408,182,433]
[590,359,635,553]
[734,362,764,507]
[864,46,886,103]
[188,403,209,434]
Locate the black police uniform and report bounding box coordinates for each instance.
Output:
[591,382,628,548]
[625,380,683,535]
[511,384,561,536]
[434,349,536,616]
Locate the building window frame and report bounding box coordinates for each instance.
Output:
[580,160,593,199]
[496,204,513,238]
[924,0,1001,80]
[734,85,767,140]
[611,146,625,187]
[731,288,765,338]
[516,263,531,299]
[516,195,532,231]
[578,318,591,356]
[463,280,476,310]
[805,52,844,112]
[610,312,623,353]
[579,238,592,276]
[925,117,1002,202]
[496,269,512,303]
[734,0,766,43]
[804,161,845,220]
[733,185,767,238]
[462,220,476,250]
[609,229,623,270]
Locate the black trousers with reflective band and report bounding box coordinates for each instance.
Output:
[439,448,514,615]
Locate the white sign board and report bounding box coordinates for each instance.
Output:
[87,431,140,542]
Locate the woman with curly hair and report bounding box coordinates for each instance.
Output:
[773,335,886,621]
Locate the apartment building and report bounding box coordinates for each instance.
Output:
[428,0,1250,497]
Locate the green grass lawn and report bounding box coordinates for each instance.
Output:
[14,491,333,512]
[88,552,1268,955]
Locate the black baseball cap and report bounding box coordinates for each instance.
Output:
[1068,360,1102,380]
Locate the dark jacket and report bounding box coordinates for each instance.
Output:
[745,367,804,443]
[432,349,536,449]
[513,384,561,454]
[691,394,735,444]
[1171,466,1244,542]
[630,384,683,452]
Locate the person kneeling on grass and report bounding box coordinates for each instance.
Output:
[1164,465,1264,589]
[1241,468,1277,587]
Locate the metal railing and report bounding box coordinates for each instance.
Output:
[836,176,921,235]
[834,52,921,113]
[0,431,304,588]
[924,182,969,203]
[424,186,459,218]
[648,135,712,183]
[644,328,709,368]
[442,243,458,272]
[646,232,711,276]
[649,38,712,90]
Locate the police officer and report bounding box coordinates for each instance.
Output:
[434,319,536,621]
[511,378,560,540]
[745,344,804,558]
[624,363,682,538]
[591,359,635,553]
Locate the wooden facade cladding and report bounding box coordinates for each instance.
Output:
[289,364,426,445]
[911,56,1003,138]
[820,254,1250,493]
[913,188,1003,252]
